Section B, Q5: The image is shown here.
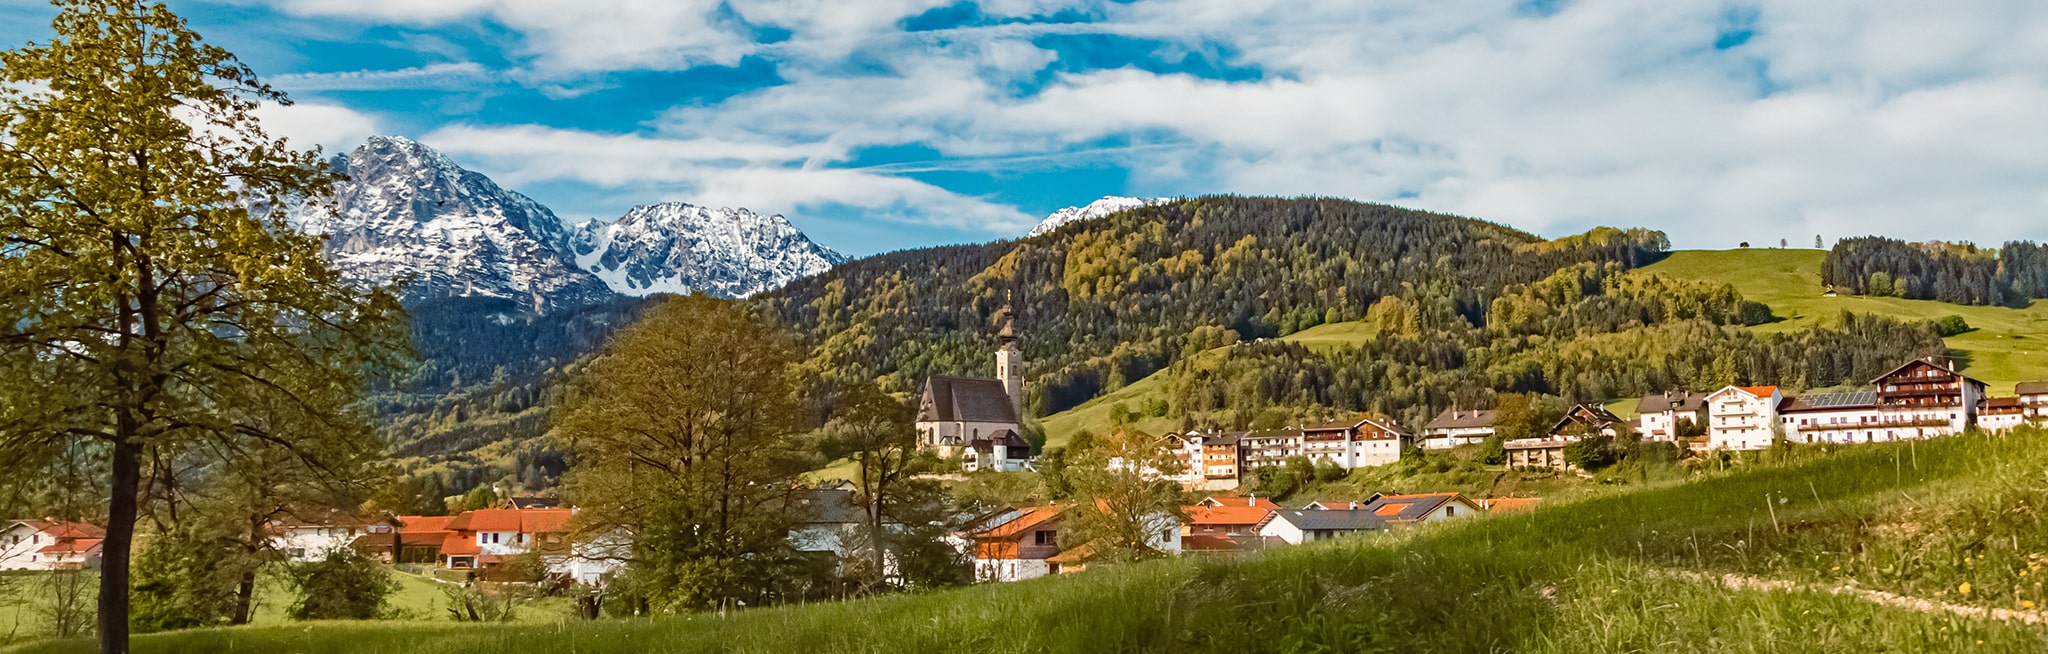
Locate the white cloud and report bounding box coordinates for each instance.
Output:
[250,101,382,155]
[262,0,2048,246]
[271,62,493,91]
[417,124,1038,231]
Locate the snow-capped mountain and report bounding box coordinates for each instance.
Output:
[287,136,847,312]
[568,203,845,298]
[287,136,613,312]
[1027,196,1173,237]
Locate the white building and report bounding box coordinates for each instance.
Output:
[270,520,364,563]
[2019,381,2048,419]
[1635,391,1707,442]
[1301,416,1405,469]
[0,520,103,571]
[1421,409,1496,450]
[1706,385,1783,451]
[1979,397,2029,434]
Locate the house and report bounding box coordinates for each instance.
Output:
[1549,404,1623,439]
[1778,391,1884,444]
[1872,357,1986,435]
[1635,391,1707,442]
[438,507,574,571]
[1422,409,1497,449]
[966,505,1065,581]
[2019,381,2048,418]
[916,302,1029,472]
[965,429,1031,473]
[352,515,456,564]
[1362,493,1484,524]
[1166,431,1248,490]
[0,520,104,571]
[789,488,875,562]
[1240,429,1302,469]
[1706,385,1783,451]
[1256,509,1386,545]
[1300,415,1406,469]
[1980,397,2028,433]
[270,518,365,563]
[1183,497,1278,539]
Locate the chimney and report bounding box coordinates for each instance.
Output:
[1348,501,1358,510]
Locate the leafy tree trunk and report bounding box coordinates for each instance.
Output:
[99,438,140,654]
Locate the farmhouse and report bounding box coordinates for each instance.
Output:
[354,515,456,564]
[1184,496,1279,539]
[270,517,365,563]
[1166,431,1248,490]
[1871,357,1985,436]
[1706,385,1782,451]
[1635,391,1707,442]
[0,520,103,571]
[1301,415,1406,469]
[915,303,1029,472]
[438,507,573,571]
[1550,404,1623,438]
[1422,409,1497,450]
[2019,381,2048,418]
[966,505,1065,582]
[1980,397,2028,433]
[1778,391,1883,444]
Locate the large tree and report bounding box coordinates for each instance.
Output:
[0,2,405,651]
[1061,428,1187,564]
[555,294,814,611]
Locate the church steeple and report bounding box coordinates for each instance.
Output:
[995,291,1023,415]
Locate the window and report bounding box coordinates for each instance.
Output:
[1034,530,1056,546]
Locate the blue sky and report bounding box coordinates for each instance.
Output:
[5,1,2047,256]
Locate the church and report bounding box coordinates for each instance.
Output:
[915,300,1030,472]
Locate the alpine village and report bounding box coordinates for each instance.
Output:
[5,2,2048,654]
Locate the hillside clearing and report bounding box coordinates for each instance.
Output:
[1640,249,2048,393]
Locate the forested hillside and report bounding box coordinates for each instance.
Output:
[370,296,652,490]
[765,196,1669,418]
[1822,236,2048,306]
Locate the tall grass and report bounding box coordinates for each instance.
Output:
[10,430,2048,653]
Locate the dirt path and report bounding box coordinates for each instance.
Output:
[1664,570,2048,626]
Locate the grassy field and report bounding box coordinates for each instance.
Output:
[1039,320,1377,448]
[1640,249,2048,393]
[0,567,565,648]
[13,429,2048,653]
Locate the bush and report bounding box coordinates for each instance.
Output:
[1477,436,1507,466]
[286,547,397,621]
[1313,459,1346,483]
[1934,315,1973,337]
[1564,436,1618,471]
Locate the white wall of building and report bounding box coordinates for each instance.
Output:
[1708,388,1780,451]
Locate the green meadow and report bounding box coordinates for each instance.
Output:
[1640,249,2048,393]
[14,429,2048,653]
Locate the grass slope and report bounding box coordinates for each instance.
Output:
[1641,249,2048,393]
[17,430,2048,653]
[1039,319,1377,448]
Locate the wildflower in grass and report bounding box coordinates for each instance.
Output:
[2022,600,2036,610]
[1959,582,1972,595]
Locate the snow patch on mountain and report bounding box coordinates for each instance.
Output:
[1027,196,1173,237]
[568,202,846,298]
[287,136,612,312]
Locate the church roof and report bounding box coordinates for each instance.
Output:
[918,376,1019,424]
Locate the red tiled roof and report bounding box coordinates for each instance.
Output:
[1197,496,1280,510]
[444,508,571,534]
[972,506,1064,541]
[440,533,480,556]
[38,538,102,556]
[11,521,104,539]
[1185,505,1274,526]
[396,515,456,534]
[1737,386,1778,397]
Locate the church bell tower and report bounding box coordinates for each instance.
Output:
[995,293,1023,415]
